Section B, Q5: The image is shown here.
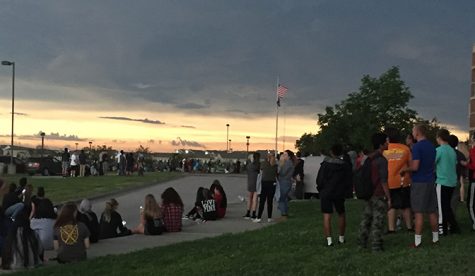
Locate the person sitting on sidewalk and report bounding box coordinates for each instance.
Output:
[132,194,165,235]
[210,180,227,219]
[186,187,217,222]
[99,199,131,239]
[161,188,184,232]
[77,199,100,243]
[53,202,90,263]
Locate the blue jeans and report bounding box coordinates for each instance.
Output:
[5,202,24,219]
[278,181,292,215]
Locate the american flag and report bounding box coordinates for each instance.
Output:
[276,84,288,107]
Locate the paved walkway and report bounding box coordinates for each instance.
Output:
[45,174,277,259]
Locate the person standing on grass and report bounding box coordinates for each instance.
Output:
[400,124,438,247]
[78,150,87,177]
[435,129,460,235]
[70,151,78,177]
[448,135,467,205]
[293,152,305,200]
[61,148,70,177]
[317,144,352,246]
[383,127,413,233]
[244,152,260,219]
[467,137,475,231]
[53,202,90,263]
[358,133,390,252]
[277,150,295,220]
[253,154,278,223]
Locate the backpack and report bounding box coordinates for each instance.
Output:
[354,157,374,200]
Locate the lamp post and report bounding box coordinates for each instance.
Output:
[246,136,250,155]
[226,124,230,152]
[75,142,78,151]
[229,139,232,152]
[40,132,45,159]
[89,141,92,151]
[2,60,15,174]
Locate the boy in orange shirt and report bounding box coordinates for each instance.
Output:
[384,127,413,232]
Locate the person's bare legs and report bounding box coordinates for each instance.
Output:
[247,192,253,211]
[414,213,423,235]
[402,208,413,230]
[323,213,332,237]
[387,209,396,231]
[429,212,438,232]
[251,192,258,212]
[338,213,346,237]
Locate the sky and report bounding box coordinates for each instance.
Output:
[0,0,474,152]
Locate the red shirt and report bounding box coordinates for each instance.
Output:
[161,204,183,232]
[214,193,226,219]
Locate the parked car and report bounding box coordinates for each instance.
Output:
[26,156,63,176]
[0,156,26,174]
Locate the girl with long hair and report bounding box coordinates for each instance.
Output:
[186,187,217,221]
[133,194,165,235]
[53,202,90,263]
[244,152,260,219]
[210,180,227,219]
[77,199,100,243]
[161,188,184,232]
[253,154,278,223]
[99,199,131,239]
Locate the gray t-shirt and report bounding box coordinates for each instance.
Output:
[54,222,90,263]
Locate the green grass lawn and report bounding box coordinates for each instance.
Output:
[14,199,475,275]
[1,172,183,204]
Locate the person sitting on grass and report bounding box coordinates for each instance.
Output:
[99,199,131,239]
[161,188,184,232]
[132,194,165,235]
[77,199,100,243]
[53,202,90,264]
[186,187,217,222]
[30,187,57,250]
[1,209,44,270]
[210,180,227,219]
[316,144,353,246]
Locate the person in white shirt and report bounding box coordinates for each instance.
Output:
[70,152,78,177]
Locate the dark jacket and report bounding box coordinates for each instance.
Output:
[99,211,130,239]
[77,211,100,243]
[316,156,352,199]
[293,158,304,179]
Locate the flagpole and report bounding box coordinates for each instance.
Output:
[275,76,279,156]
[283,104,286,152]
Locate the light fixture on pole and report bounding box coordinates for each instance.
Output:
[2,60,15,174]
[226,124,230,152]
[89,141,92,150]
[246,136,250,154]
[40,132,45,159]
[229,139,232,152]
[75,142,78,151]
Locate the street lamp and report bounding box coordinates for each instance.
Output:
[246,136,250,154]
[2,60,15,174]
[75,142,78,151]
[226,124,230,152]
[40,132,45,158]
[89,141,92,150]
[229,139,232,152]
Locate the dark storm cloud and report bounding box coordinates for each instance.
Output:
[0,1,474,130]
[99,116,165,125]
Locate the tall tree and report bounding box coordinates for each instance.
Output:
[296,67,418,153]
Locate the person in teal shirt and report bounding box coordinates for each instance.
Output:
[435,129,460,235]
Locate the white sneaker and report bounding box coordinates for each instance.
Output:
[267,218,273,223]
[252,218,262,223]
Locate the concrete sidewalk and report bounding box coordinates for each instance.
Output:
[44,174,278,260]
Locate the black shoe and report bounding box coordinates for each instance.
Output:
[386,230,396,235]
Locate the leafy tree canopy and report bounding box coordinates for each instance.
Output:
[296,67,441,155]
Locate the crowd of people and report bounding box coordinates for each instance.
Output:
[315,123,474,250]
[0,177,228,270]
